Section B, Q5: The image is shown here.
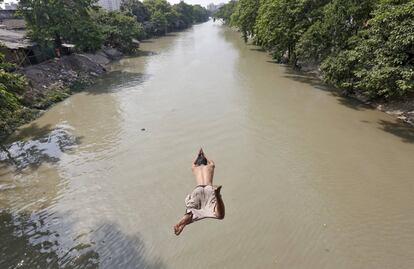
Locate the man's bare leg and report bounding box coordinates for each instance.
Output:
[214,186,225,219]
[173,213,192,235]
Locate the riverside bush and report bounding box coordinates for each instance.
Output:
[0,53,33,138]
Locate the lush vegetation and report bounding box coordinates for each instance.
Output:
[0,52,34,139]
[92,9,143,53]
[213,0,237,23]
[214,0,414,100]
[19,0,104,52]
[18,0,209,53]
[123,0,209,37]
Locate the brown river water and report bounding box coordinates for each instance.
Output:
[1,20,414,269]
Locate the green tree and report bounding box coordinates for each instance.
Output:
[143,0,171,14]
[173,1,193,27]
[143,0,171,34]
[93,10,144,53]
[321,0,414,99]
[19,0,103,52]
[192,5,209,23]
[297,0,377,63]
[165,8,182,30]
[231,0,260,42]
[213,0,238,23]
[255,0,320,65]
[120,0,151,23]
[150,10,168,35]
[0,52,31,138]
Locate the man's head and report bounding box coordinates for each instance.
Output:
[194,148,207,166]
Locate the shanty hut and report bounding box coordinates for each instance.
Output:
[0,28,45,66]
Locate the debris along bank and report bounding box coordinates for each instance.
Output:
[20,49,121,109]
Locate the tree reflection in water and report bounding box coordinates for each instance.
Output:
[0,126,82,171]
[0,210,99,268]
[0,210,164,268]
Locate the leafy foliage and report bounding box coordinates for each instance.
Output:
[297,0,378,62]
[231,0,260,42]
[216,0,414,100]
[255,0,325,65]
[192,5,209,24]
[213,0,238,23]
[20,0,209,52]
[172,1,194,27]
[93,10,144,53]
[0,52,32,138]
[120,0,151,23]
[121,0,210,36]
[19,0,103,52]
[321,0,414,98]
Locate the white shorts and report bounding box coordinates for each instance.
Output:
[185,185,218,221]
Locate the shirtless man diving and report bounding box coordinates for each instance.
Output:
[173,149,225,236]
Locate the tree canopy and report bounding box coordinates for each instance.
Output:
[120,0,151,23]
[19,0,209,53]
[214,0,414,100]
[93,10,144,53]
[19,0,103,51]
[213,0,237,23]
[321,0,414,98]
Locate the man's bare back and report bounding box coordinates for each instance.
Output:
[173,149,225,236]
[192,153,215,186]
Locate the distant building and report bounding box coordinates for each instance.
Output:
[207,3,224,13]
[4,3,18,10]
[98,0,121,11]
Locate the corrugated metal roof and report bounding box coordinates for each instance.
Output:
[0,28,36,49]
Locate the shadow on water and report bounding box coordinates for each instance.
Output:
[249,47,266,52]
[0,210,164,269]
[216,26,413,143]
[85,71,150,95]
[378,120,414,144]
[280,67,414,143]
[0,123,83,171]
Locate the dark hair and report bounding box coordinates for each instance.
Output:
[194,152,207,166]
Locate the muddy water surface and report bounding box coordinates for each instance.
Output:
[1,21,414,268]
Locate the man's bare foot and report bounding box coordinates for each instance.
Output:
[173,213,192,236]
[174,223,185,235]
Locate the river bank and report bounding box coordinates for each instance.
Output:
[0,47,123,141]
[21,46,128,103]
[300,61,414,127]
[296,64,414,126]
